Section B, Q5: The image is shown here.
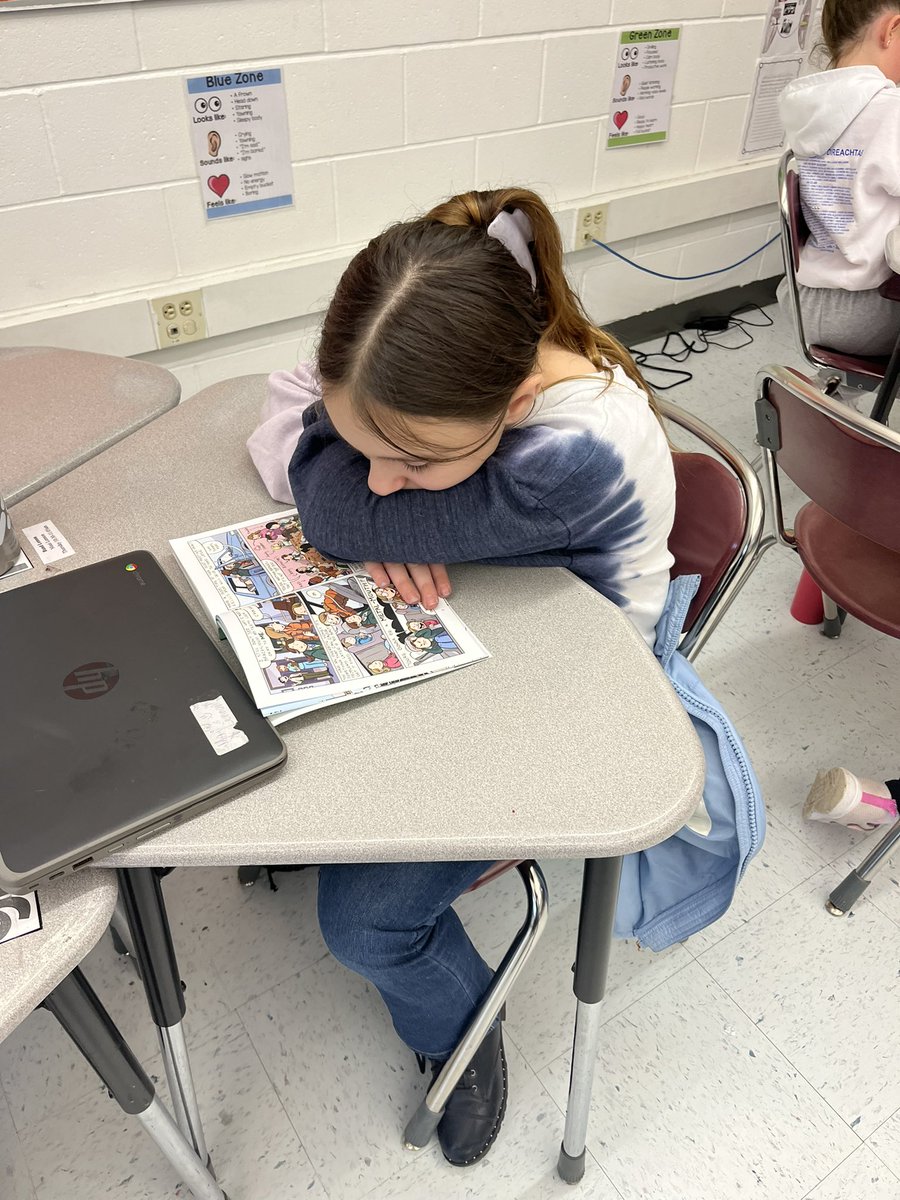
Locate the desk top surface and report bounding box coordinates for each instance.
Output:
[0,870,117,1044]
[4,374,704,867]
[1,346,180,505]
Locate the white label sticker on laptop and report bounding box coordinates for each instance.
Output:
[21,520,75,564]
[190,696,250,755]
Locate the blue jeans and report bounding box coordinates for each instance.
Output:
[317,859,496,1059]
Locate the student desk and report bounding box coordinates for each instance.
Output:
[0,871,225,1200]
[0,346,180,506]
[2,374,705,1187]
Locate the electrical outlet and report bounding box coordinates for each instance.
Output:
[574,205,609,251]
[150,290,207,347]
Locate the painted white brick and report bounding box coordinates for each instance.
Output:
[42,77,195,195]
[611,0,721,22]
[333,141,476,241]
[541,31,619,124]
[475,121,598,205]
[284,55,403,160]
[730,204,778,232]
[406,41,542,143]
[674,19,766,104]
[481,0,611,36]
[696,97,749,174]
[579,247,682,324]
[1,8,140,88]
[595,103,706,192]
[633,215,732,256]
[164,162,336,277]
[203,254,352,335]
[722,0,769,15]
[324,0,479,52]
[675,226,770,303]
[0,94,58,206]
[0,301,154,357]
[134,0,324,70]
[0,191,177,313]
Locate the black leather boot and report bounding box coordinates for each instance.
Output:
[431,1023,508,1167]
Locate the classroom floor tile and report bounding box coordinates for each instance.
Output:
[4,303,900,1198]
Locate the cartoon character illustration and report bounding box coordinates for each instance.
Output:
[369,654,403,674]
[211,531,278,600]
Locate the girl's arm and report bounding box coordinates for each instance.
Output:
[289,415,572,566]
[247,363,322,504]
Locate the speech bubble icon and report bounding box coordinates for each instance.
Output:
[205,539,224,556]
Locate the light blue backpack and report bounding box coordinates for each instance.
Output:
[614,575,766,950]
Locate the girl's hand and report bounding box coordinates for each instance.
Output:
[364,561,452,610]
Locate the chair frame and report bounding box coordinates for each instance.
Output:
[778,150,900,422]
[656,396,770,662]
[756,363,900,915]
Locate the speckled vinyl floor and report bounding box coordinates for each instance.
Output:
[4,305,900,1199]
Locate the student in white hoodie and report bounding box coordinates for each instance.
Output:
[778,0,900,355]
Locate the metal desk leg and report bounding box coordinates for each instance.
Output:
[117,867,210,1166]
[557,856,623,1185]
[43,966,226,1200]
[870,332,900,425]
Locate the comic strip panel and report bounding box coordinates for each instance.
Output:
[229,595,348,696]
[239,514,354,595]
[362,581,464,666]
[188,529,282,609]
[300,578,413,678]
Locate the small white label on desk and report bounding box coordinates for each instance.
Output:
[190,695,250,755]
[21,520,75,564]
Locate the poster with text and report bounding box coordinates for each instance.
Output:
[185,68,293,220]
[741,1,822,157]
[608,27,681,150]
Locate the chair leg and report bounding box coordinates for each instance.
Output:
[402,861,549,1151]
[557,856,623,1186]
[827,819,900,915]
[821,593,844,639]
[43,966,227,1200]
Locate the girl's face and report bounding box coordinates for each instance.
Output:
[323,380,540,496]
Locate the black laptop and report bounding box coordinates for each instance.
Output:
[0,551,286,891]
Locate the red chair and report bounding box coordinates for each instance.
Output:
[405,398,769,1155]
[778,150,900,424]
[659,397,769,661]
[756,364,900,913]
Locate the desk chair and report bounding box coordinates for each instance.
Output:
[756,364,900,916]
[658,398,769,661]
[777,150,900,424]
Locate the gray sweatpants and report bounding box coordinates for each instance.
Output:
[778,277,900,357]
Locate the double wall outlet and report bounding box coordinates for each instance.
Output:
[574,205,609,251]
[150,290,207,347]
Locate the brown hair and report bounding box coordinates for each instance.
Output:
[820,0,900,65]
[317,186,656,455]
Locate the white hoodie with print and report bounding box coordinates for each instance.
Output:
[779,66,900,290]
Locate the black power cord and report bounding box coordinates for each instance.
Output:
[630,303,775,391]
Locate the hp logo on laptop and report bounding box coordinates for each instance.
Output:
[62,661,120,700]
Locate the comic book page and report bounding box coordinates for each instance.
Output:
[169,509,357,622]
[171,509,489,719]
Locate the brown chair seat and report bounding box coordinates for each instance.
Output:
[795,501,900,637]
[808,345,889,380]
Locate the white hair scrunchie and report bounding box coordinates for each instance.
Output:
[485,208,537,289]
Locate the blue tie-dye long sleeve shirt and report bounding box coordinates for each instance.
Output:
[249,362,676,647]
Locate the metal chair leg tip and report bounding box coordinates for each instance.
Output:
[825,900,845,917]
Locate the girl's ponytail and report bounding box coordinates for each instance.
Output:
[426,187,655,405]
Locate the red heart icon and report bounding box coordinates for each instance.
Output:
[207,174,230,198]
[613,111,629,131]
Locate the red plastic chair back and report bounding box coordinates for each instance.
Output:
[765,377,900,552]
[668,452,747,633]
